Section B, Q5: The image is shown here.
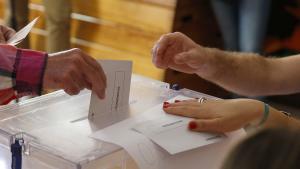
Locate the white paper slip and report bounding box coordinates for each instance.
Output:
[132,95,224,154]
[132,117,224,154]
[91,95,246,169]
[7,17,39,46]
[89,60,132,119]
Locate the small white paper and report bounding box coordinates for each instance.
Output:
[7,17,39,46]
[132,95,224,155]
[88,60,132,119]
[91,95,246,169]
[132,108,225,154]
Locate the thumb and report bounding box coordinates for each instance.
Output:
[4,27,16,40]
[188,119,223,133]
[174,51,192,64]
[174,49,204,68]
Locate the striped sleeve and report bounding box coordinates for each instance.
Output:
[0,44,48,105]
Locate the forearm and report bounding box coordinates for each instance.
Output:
[201,47,275,96]
[266,55,300,94]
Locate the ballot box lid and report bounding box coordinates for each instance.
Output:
[0,74,173,169]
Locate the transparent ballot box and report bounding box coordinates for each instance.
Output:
[0,74,216,169]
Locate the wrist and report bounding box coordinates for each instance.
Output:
[251,102,270,127]
[195,46,220,79]
[239,99,265,126]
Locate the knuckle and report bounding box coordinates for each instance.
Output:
[173,32,182,36]
[160,33,170,40]
[71,48,82,54]
[184,107,195,116]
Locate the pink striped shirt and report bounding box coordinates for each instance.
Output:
[0,44,47,104]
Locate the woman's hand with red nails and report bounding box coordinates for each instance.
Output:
[163,99,265,133]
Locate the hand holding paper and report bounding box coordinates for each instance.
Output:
[7,17,39,46]
[0,25,15,43]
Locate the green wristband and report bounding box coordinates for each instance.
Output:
[258,103,270,126]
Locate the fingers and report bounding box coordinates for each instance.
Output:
[164,100,226,132]
[164,106,200,118]
[79,57,106,99]
[61,65,85,95]
[152,33,175,69]
[79,49,107,87]
[0,25,16,43]
[164,99,215,119]
[164,105,214,119]
[69,48,107,99]
[3,26,16,40]
[174,52,190,64]
[188,119,224,133]
[174,49,204,69]
[45,48,107,99]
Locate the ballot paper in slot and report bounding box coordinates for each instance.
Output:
[89,60,132,119]
[7,17,39,46]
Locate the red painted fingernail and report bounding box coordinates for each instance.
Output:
[188,121,197,130]
[174,100,181,103]
[163,101,170,105]
[163,104,169,109]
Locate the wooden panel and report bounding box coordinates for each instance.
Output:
[30,0,175,33]
[0,0,3,18]
[141,0,176,7]
[29,9,161,56]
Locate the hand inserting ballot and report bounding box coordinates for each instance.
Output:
[44,48,107,99]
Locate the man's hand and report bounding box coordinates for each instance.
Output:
[43,48,107,99]
[152,32,216,78]
[152,32,278,97]
[0,25,16,43]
